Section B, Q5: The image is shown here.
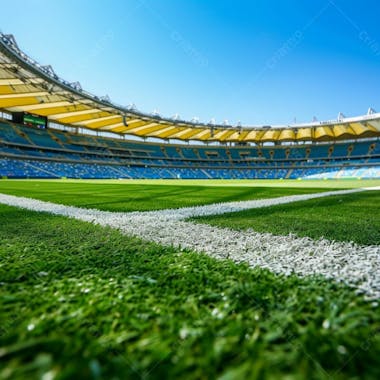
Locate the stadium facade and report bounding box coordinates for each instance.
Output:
[0,33,379,179]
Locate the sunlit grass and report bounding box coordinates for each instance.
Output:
[0,180,332,212]
[193,191,380,245]
[2,178,380,188]
[0,204,379,379]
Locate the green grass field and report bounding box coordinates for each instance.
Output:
[193,190,380,245]
[2,178,380,187]
[0,179,338,212]
[0,178,379,212]
[0,179,379,379]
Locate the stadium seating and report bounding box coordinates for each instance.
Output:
[0,120,379,179]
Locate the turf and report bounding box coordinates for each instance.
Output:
[1,180,379,378]
[0,180,333,212]
[0,204,379,380]
[192,191,380,246]
[4,178,378,188]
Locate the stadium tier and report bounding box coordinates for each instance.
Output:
[0,120,379,179]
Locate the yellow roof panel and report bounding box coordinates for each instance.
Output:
[191,129,212,140]
[173,128,203,140]
[295,128,313,140]
[7,101,72,112]
[278,129,296,141]
[332,125,354,138]
[73,115,120,126]
[261,129,281,141]
[0,91,48,99]
[315,126,334,140]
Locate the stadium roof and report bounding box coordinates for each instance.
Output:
[0,33,380,144]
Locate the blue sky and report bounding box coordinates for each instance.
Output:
[1,0,380,125]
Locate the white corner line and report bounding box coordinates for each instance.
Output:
[0,187,379,299]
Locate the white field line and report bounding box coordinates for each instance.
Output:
[0,188,379,299]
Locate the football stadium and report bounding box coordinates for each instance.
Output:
[0,1,380,379]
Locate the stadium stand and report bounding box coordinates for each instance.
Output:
[1,120,379,179]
